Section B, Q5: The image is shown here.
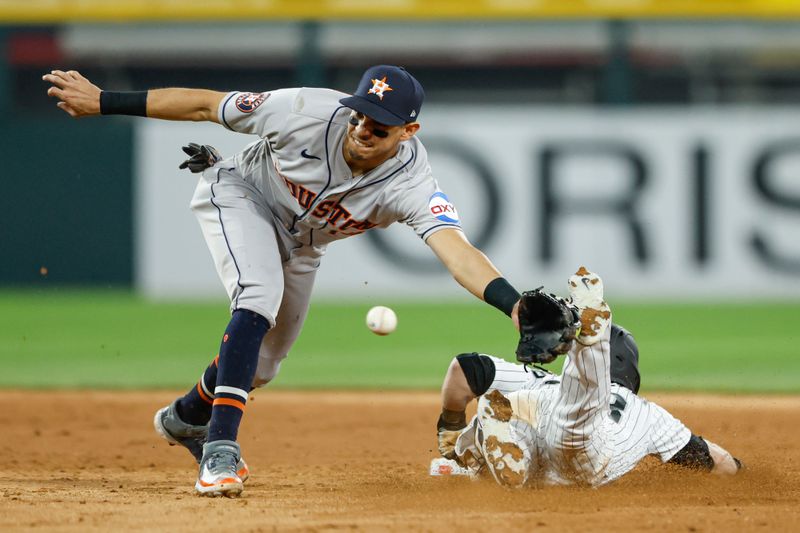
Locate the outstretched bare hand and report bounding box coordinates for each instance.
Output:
[43,70,102,118]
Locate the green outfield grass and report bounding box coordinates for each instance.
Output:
[1,289,798,393]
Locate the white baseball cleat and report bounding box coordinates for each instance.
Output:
[195,440,244,497]
[429,457,471,476]
[477,390,528,489]
[567,266,612,345]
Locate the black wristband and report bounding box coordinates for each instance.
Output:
[437,410,467,431]
[100,91,148,117]
[483,277,521,317]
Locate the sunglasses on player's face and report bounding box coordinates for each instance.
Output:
[348,113,390,138]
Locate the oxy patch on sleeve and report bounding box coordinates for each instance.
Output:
[235,92,270,113]
[428,192,460,224]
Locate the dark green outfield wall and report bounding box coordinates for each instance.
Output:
[1,117,133,285]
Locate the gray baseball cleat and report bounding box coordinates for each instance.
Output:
[154,401,207,462]
[154,401,249,481]
[195,440,243,497]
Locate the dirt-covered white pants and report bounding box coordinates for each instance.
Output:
[471,327,691,487]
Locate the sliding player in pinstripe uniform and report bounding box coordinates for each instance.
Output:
[436,268,741,487]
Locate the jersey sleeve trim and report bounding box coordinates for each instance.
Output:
[218,91,238,130]
[421,223,462,242]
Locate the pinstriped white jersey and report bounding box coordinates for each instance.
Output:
[215,87,461,248]
[456,336,691,487]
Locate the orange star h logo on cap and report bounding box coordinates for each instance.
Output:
[368,76,393,100]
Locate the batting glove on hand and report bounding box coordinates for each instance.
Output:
[179,143,222,173]
[437,411,467,460]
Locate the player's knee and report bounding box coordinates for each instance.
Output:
[251,354,287,388]
[609,324,641,393]
[232,301,278,328]
[456,353,496,397]
[251,365,280,388]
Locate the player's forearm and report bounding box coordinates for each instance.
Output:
[145,88,225,123]
[428,232,501,299]
[428,229,520,319]
[449,247,503,300]
[43,70,225,122]
[449,250,523,321]
[96,88,223,122]
[441,358,476,412]
[437,358,472,458]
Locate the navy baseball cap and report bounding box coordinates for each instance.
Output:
[339,65,425,126]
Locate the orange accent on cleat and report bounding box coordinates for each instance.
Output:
[195,440,244,497]
[198,477,238,487]
[237,458,250,482]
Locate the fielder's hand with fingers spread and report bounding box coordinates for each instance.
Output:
[42,70,102,118]
[179,143,222,173]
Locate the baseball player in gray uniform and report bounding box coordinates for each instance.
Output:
[436,268,742,487]
[44,65,525,496]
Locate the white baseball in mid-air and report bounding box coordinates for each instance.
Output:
[366,306,397,335]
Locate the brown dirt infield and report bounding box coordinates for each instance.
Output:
[1,390,798,532]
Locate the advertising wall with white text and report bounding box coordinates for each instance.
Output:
[136,107,800,300]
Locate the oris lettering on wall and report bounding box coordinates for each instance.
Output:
[136,108,800,299]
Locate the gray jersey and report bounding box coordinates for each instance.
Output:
[217,87,461,247]
[188,86,464,391]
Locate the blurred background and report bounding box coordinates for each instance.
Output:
[1,1,799,391]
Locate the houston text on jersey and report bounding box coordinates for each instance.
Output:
[282,175,377,236]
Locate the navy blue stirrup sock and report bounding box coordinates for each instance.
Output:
[175,355,219,426]
[208,309,270,444]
